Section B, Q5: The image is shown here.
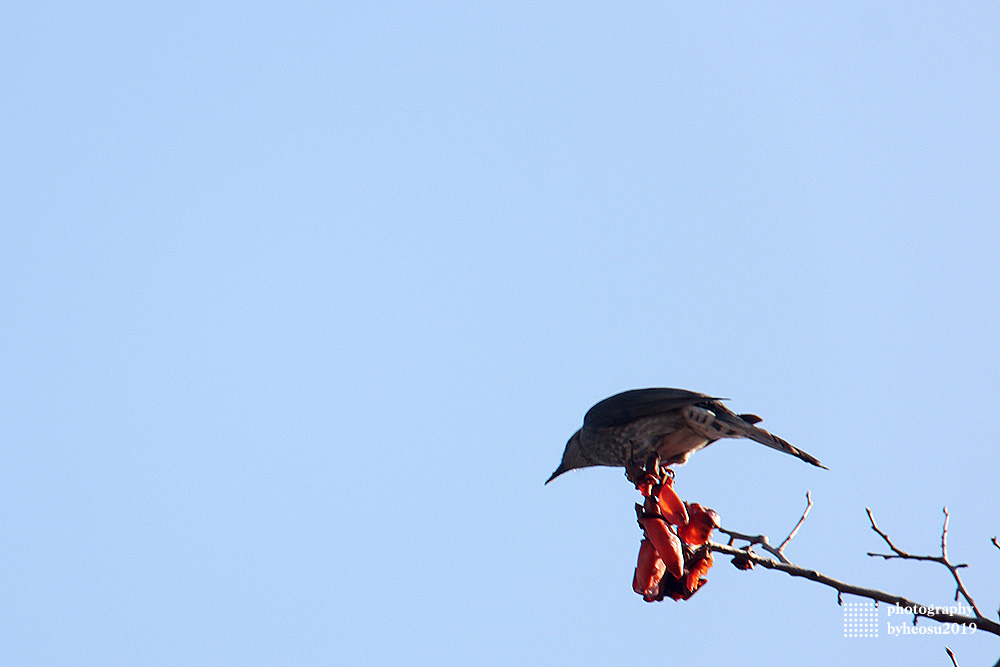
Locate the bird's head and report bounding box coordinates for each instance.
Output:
[545,429,587,484]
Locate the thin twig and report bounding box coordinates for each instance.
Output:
[991,536,999,552]
[866,508,983,618]
[866,508,910,558]
[945,646,959,667]
[942,508,951,560]
[718,492,813,565]
[777,491,812,554]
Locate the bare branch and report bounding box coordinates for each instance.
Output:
[865,508,983,618]
[991,536,999,552]
[718,491,813,565]
[718,528,790,564]
[777,491,812,554]
[707,540,1000,636]
[866,507,910,558]
[945,646,959,667]
[942,508,951,560]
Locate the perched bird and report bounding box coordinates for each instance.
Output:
[547,388,825,483]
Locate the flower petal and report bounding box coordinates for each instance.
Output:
[668,577,707,600]
[677,503,719,545]
[684,548,714,593]
[655,480,689,526]
[639,517,684,579]
[688,503,720,528]
[632,538,666,598]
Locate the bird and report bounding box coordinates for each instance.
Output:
[546,388,825,483]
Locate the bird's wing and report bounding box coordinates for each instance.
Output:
[583,388,717,428]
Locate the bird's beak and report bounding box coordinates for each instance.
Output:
[546,430,582,485]
[544,463,569,484]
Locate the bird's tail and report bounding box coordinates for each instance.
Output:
[739,422,827,469]
[683,405,827,469]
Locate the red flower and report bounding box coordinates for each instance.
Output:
[684,547,714,593]
[677,503,720,546]
[627,458,722,602]
[664,576,707,601]
[632,538,666,600]
[638,516,684,579]
[655,478,689,526]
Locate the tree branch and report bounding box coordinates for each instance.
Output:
[707,540,1000,635]
[716,491,812,565]
[866,508,983,618]
[777,490,812,553]
[711,503,1000,639]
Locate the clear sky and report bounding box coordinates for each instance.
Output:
[3,2,999,665]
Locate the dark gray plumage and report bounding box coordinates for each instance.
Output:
[547,388,825,483]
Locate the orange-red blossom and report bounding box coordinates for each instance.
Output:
[631,464,720,602]
[632,538,666,600]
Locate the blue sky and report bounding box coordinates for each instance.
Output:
[3,2,999,665]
